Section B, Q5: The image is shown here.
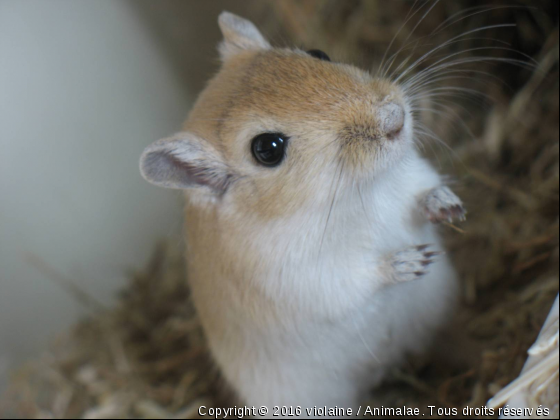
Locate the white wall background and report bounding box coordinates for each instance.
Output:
[0,0,191,388]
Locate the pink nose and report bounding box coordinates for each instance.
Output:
[377,103,405,138]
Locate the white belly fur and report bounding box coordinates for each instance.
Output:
[187,153,459,411]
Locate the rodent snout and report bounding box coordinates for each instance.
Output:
[376,102,405,139]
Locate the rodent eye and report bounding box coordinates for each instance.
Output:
[306,49,330,61]
[251,133,287,167]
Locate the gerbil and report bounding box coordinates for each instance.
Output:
[140,12,464,415]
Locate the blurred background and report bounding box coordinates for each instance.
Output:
[0,0,266,389]
[0,0,558,418]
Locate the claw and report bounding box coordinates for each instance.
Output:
[422,186,466,225]
[425,251,443,258]
[390,245,443,283]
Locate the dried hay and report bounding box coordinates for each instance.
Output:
[1,1,558,418]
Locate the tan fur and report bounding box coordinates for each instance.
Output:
[140,12,460,412]
[184,49,407,220]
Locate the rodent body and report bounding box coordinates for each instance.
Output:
[186,158,457,410]
[141,12,463,415]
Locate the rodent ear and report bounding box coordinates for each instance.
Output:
[218,11,270,61]
[140,132,234,194]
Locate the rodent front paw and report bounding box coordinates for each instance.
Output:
[388,245,442,283]
[421,186,466,224]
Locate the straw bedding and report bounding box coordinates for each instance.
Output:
[1,1,558,418]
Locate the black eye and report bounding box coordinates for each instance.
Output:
[306,49,330,61]
[251,133,287,167]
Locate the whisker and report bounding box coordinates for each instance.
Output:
[405,72,501,97]
[354,316,381,363]
[384,43,420,81]
[393,23,519,82]
[432,5,536,36]
[383,0,441,78]
[411,106,462,130]
[403,45,538,84]
[431,4,498,34]
[318,160,345,259]
[414,126,444,168]
[401,55,536,89]
[386,36,513,82]
[411,102,476,142]
[411,85,495,100]
[403,68,512,95]
[358,183,374,235]
[412,96,477,131]
[410,92,490,110]
[377,0,425,77]
[414,124,459,165]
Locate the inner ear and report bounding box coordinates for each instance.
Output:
[140,133,234,194]
[218,11,270,60]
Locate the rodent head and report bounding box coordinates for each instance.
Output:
[140,12,414,219]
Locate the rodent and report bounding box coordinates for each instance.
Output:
[140,12,464,416]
